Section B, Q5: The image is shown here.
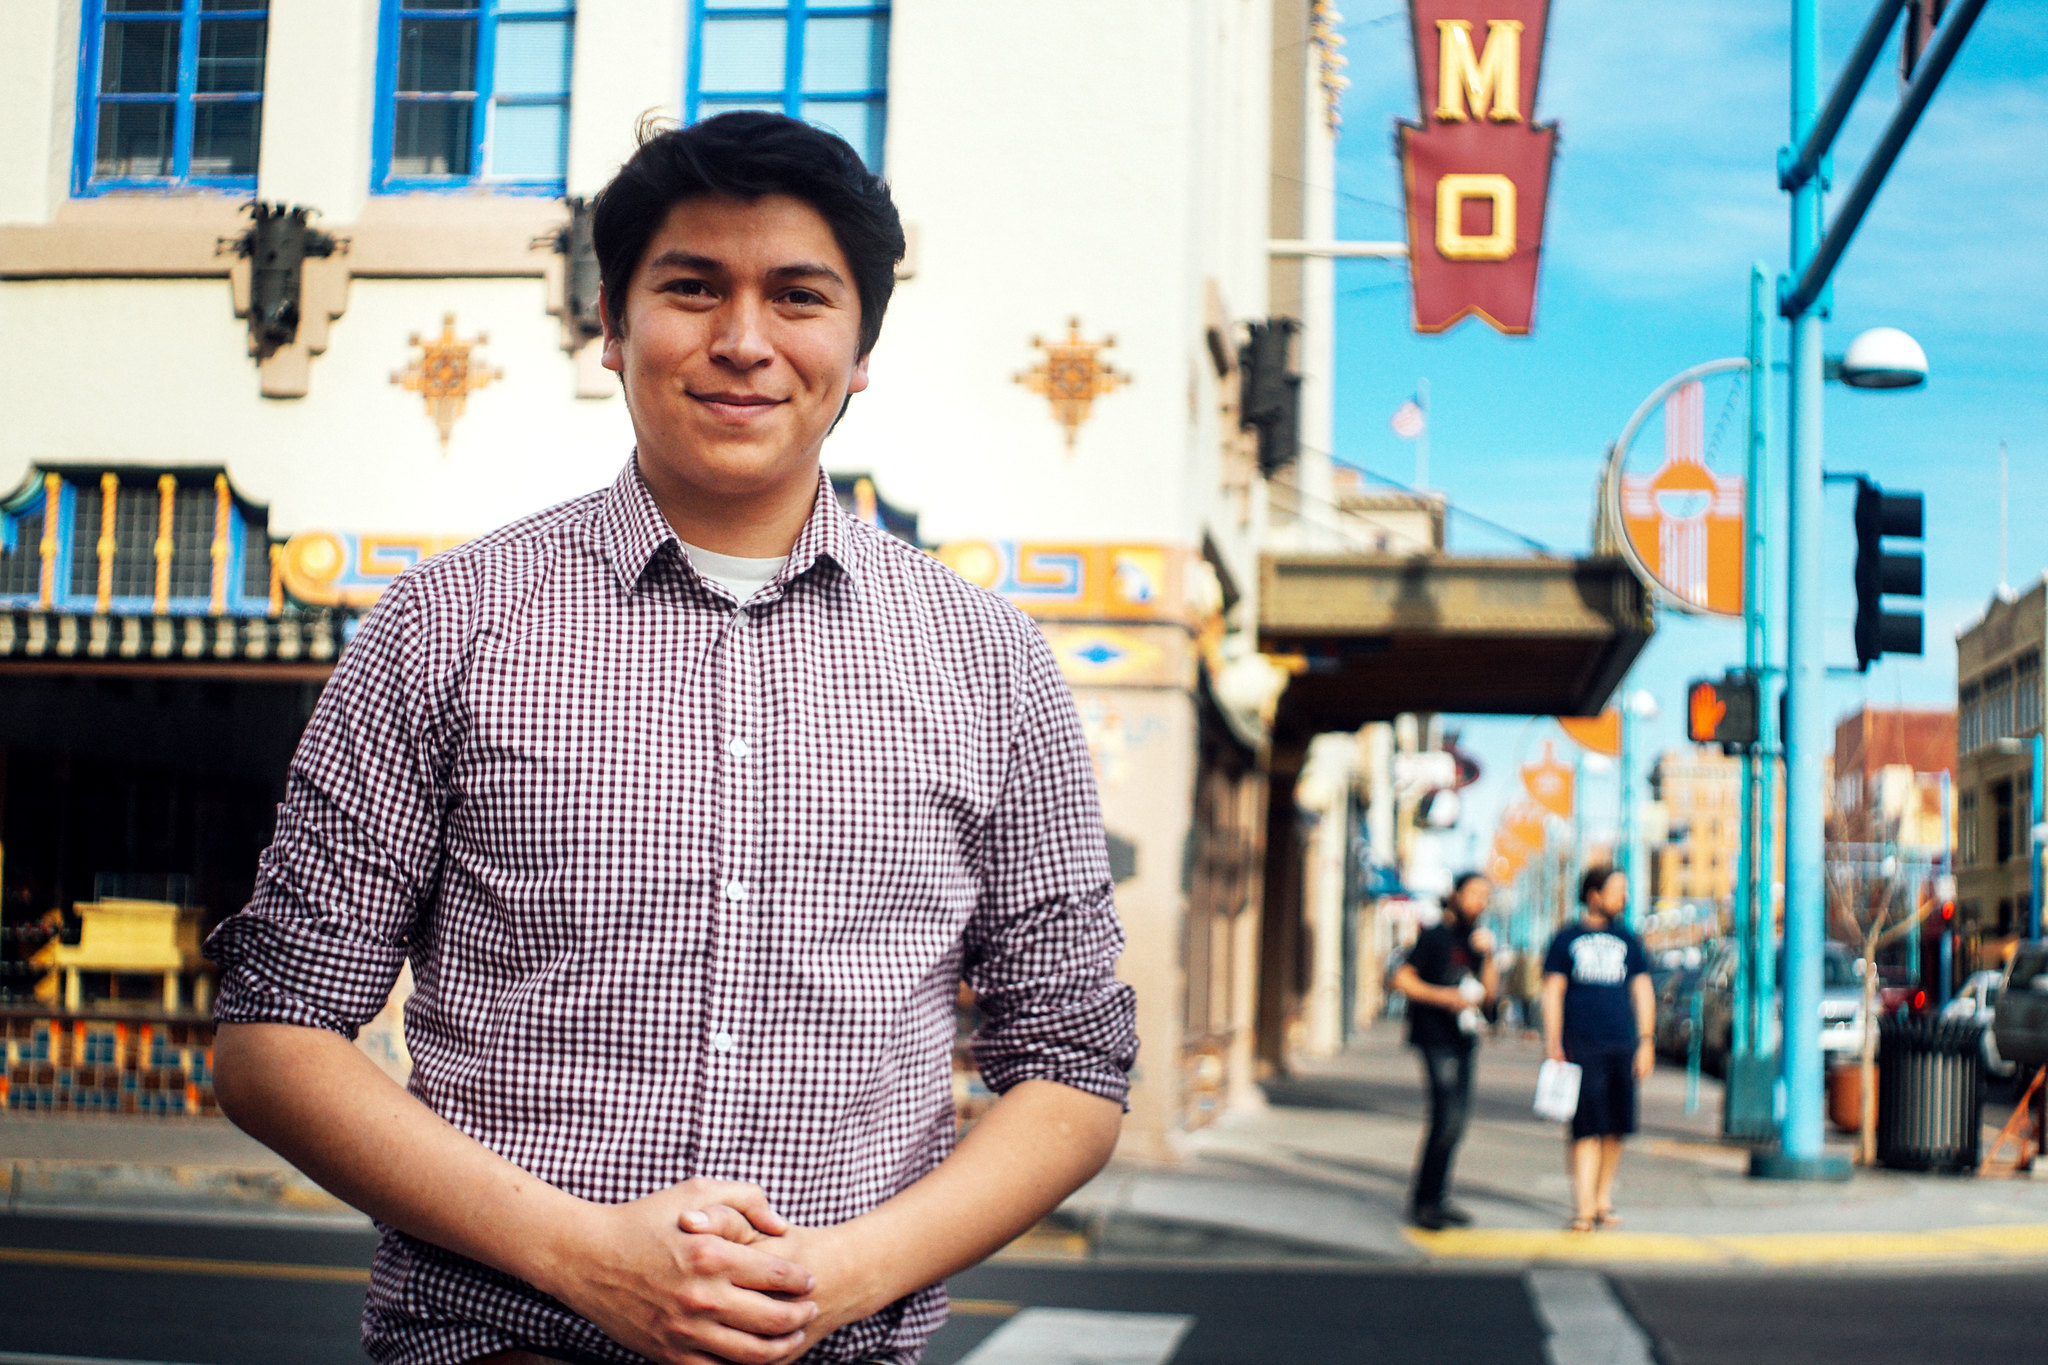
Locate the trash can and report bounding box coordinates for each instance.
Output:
[1875,1015,1984,1173]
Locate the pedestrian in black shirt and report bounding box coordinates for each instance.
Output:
[1392,872,1497,1230]
[1542,865,1654,1233]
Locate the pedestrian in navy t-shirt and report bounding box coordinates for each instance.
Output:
[1541,865,1653,1233]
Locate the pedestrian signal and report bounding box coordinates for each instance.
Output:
[1853,478,1924,671]
[1685,671,1759,752]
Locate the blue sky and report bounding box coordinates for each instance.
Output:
[1322,1,2048,870]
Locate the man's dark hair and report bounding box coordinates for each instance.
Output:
[1579,865,1620,908]
[1450,871,1488,900]
[591,112,905,359]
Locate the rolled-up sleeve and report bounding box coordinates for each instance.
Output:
[963,630,1138,1107]
[207,571,462,1038]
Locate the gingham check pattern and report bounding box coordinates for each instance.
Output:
[208,460,1138,1365]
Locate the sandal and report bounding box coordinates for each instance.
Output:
[1566,1216,1596,1233]
[1595,1208,1623,1229]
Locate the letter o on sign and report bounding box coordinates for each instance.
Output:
[1435,173,1517,261]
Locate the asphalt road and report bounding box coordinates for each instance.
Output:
[0,1213,2042,1365]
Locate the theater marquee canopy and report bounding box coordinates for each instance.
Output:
[1258,551,1653,746]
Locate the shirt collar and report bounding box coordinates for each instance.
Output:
[596,457,865,599]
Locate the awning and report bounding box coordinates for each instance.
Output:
[1258,551,1653,744]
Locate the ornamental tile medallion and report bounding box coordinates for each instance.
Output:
[393,314,503,450]
[1016,317,1130,452]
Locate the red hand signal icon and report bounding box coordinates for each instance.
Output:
[1688,682,1727,743]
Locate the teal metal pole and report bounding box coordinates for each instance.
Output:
[1758,0,1845,1181]
[1620,701,1637,928]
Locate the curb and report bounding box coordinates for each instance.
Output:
[1407,1222,2048,1267]
[3,1160,355,1221]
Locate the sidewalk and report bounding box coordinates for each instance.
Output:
[1060,1023,2048,1269]
[0,1111,358,1223]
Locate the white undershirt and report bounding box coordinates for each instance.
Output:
[681,539,790,604]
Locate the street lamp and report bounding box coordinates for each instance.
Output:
[1835,326,1929,391]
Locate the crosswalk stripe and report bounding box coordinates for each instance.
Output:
[1526,1268,1657,1365]
[956,1307,1195,1365]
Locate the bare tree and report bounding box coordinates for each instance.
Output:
[1825,799,1934,1165]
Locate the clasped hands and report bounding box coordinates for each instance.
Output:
[534,1177,865,1365]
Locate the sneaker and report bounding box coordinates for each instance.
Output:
[1409,1204,1451,1231]
[1437,1202,1475,1226]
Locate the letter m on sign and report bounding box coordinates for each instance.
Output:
[1435,20,1524,122]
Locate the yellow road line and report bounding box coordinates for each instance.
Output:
[949,1299,1021,1317]
[0,1245,369,1284]
[1407,1222,2048,1265]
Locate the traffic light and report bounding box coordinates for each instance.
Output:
[1853,478,1924,671]
[1686,670,1759,752]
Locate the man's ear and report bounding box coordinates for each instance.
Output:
[847,350,872,396]
[599,287,625,374]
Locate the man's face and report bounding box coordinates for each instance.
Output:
[601,193,868,500]
[1455,878,1492,921]
[1595,873,1628,917]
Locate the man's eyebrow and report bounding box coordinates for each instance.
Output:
[765,261,847,288]
[642,249,723,276]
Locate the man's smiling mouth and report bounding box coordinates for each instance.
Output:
[691,392,786,422]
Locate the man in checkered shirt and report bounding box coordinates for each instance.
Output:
[207,112,1138,1365]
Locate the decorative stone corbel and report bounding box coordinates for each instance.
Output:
[221,203,352,400]
[539,197,612,398]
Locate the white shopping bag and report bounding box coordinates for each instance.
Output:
[1533,1059,1582,1123]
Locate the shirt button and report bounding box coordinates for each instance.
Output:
[711,1031,736,1054]
[727,738,752,760]
[723,879,748,903]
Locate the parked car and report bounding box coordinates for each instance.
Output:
[1698,939,1866,1077]
[1993,943,2048,1073]
[1941,969,2015,1080]
[1653,966,1704,1061]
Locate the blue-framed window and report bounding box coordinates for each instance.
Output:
[0,470,275,617]
[373,0,575,194]
[688,0,889,171]
[73,0,269,194]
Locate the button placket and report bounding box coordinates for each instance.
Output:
[706,605,762,1082]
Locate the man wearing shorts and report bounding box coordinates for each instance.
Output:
[1541,866,1654,1232]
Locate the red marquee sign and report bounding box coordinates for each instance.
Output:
[1397,0,1559,334]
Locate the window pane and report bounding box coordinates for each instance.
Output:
[705,0,784,8]
[397,17,477,93]
[802,15,885,93]
[392,99,473,174]
[491,101,566,178]
[202,0,269,10]
[191,101,261,175]
[69,486,103,598]
[0,509,45,599]
[699,17,785,93]
[497,0,572,11]
[170,488,213,600]
[801,98,880,168]
[101,19,179,95]
[240,510,271,600]
[95,102,174,177]
[198,18,267,93]
[494,19,571,96]
[807,0,881,9]
[105,0,179,12]
[403,0,475,9]
[111,484,156,600]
